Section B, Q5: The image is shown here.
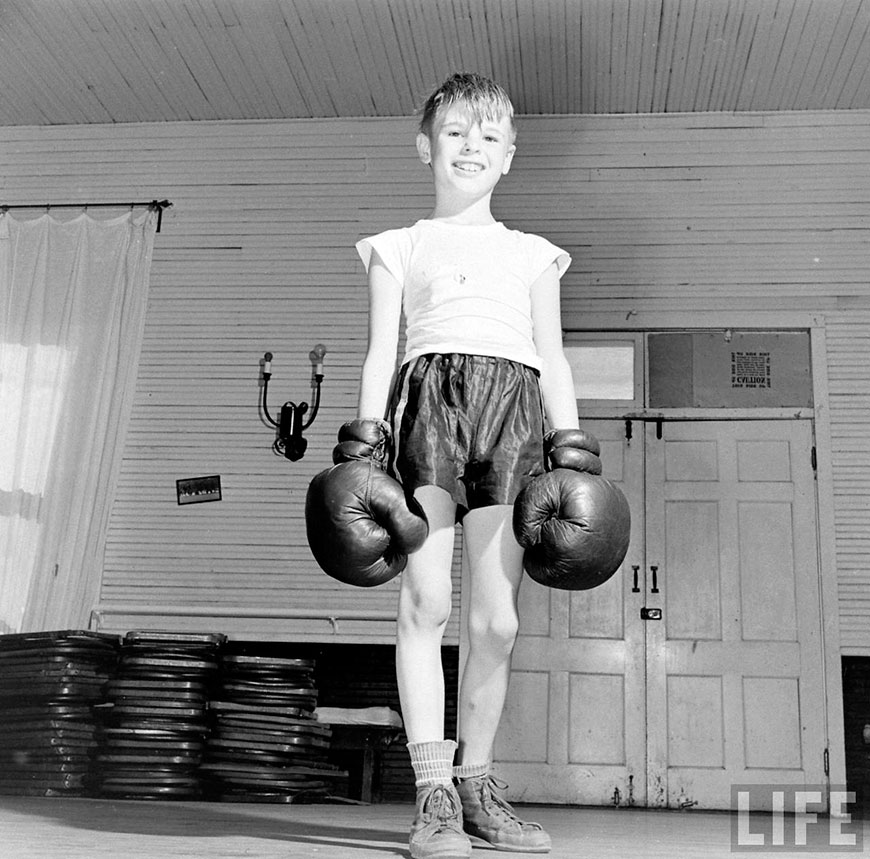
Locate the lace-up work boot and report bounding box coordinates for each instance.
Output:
[455,774,551,853]
[409,783,472,859]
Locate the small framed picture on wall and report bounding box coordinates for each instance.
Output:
[176,475,222,505]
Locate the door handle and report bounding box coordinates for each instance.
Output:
[631,565,641,593]
[650,565,660,594]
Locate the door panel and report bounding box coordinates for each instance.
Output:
[645,420,826,809]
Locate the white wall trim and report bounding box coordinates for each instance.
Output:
[565,310,824,331]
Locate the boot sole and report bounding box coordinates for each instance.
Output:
[467,833,551,853]
[410,845,472,859]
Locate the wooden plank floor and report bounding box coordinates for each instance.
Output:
[2,795,866,858]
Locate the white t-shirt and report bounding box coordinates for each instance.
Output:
[356,219,570,372]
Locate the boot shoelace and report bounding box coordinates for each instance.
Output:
[478,776,545,832]
[422,785,464,830]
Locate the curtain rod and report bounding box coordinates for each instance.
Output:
[0,199,172,232]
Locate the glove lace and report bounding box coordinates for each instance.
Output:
[363,417,391,465]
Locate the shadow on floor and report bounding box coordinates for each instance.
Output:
[0,795,411,856]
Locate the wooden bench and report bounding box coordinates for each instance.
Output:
[327,724,403,803]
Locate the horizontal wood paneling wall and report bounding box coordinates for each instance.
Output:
[0,110,868,648]
[828,310,870,653]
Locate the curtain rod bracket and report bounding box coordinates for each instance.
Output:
[149,199,172,232]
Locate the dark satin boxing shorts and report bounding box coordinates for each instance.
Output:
[387,353,546,514]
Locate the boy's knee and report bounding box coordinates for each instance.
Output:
[468,612,519,654]
[399,582,453,632]
[400,603,451,633]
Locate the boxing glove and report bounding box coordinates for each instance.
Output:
[513,428,631,591]
[306,419,429,587]
[545,428,602,474]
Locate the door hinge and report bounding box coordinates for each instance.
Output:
[811,446,817,471]
[824,747,830,776]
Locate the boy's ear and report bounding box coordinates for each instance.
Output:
[502,143,517,175]
[416,132,432,165]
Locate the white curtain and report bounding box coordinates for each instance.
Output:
[0,211,157,633]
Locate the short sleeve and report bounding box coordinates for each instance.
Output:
[552,249,572,278]
[533,235,571,281]
[509,229,571,285]
[355,228,412,286]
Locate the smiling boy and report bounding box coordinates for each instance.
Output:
[416,87,516,217]
[355,72,578,858]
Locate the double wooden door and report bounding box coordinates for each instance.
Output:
[484,419,827,809]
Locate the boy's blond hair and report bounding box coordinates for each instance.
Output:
[419,72,516,141]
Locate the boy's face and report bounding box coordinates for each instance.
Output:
[417,103,516,199]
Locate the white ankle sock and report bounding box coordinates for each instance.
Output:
[408,740,457,787]
[453,761,489,780]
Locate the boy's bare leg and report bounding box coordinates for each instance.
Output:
[455,503,552,853]
[396,485,458,743]
[397,486,472,859]
[456,504,524,765]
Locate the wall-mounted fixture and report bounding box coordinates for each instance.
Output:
[261,345,326,461]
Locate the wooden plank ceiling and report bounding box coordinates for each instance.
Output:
[0,0,868,126]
